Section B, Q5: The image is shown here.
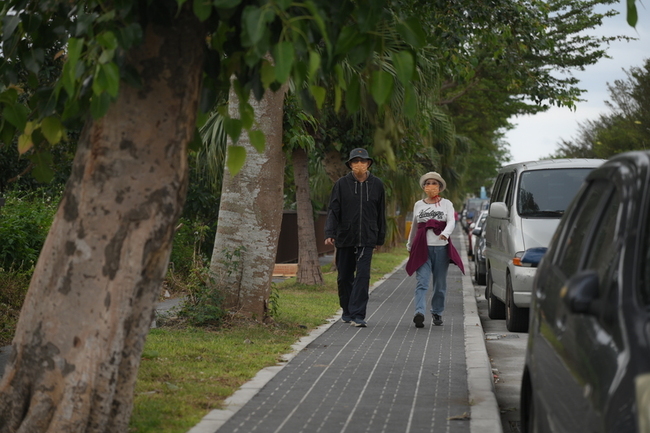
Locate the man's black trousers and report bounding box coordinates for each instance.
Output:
[336,246,374,320]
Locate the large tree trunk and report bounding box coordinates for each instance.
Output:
[292,148,324,285]
[209,83,287,319]
[0,11,205,433]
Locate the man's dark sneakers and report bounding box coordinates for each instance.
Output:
[432,314,443,326]
[342,315,352,323]
[352,318,367,327]
[413,313,425,328]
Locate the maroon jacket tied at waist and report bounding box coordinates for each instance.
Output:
[406,219,465,276]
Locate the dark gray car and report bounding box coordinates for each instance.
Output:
[521,150,650,433]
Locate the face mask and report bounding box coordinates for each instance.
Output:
[351,162,368,177]
[424,184,439,197]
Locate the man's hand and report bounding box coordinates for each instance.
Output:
[325,238,335,246]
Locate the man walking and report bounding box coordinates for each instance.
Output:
[325,148,386,327]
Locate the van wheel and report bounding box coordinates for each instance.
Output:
[505,274,529,332]
[487,268,505,319]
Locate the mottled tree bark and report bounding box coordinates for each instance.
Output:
[292,147,324,285]
[210,83,287,319]
[0,10,205,433]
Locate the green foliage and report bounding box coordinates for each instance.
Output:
[267,286,281,318]
[175,266,226,328]
[0,267,31,346]
[167,246,246,328]
[554,58,650,159]
[0,190,59,269]
[0,0,428,177]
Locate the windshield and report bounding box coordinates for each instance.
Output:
[517,168,593,217]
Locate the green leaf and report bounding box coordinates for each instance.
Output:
[240,102,255,130]
[627,0,638,27]
[224,117,242,143]
[226,145,246,175]
[2,102,29,130]
[41,117,65,145]
[23,48,45,75]
[272,41,294,83]
[370,70,394,106]
[67,38,84,66]
[397,17,426,49]
[61,61,76,98]
[29,151,55,183]
[334,64,346,90]
[97,31,118,50]
[2,14,21,42]
[334,85,342,113]
[249,130,265,153]
[260,60,275,89]
[18,131,33,155]
[391,51,414,85]
[303,1,331,55]
[310,85,326,109]
[214,0,242,7]
[243,6,264,45]
[90,92,111,119]
[0,123,16,146]
[193,0,212,22]
[345,76,360,113]
[101,63,120,97]
[0,88,18,105]
[275,0,291,10]
[403,83,417,119]
[335,26,360,57]
[308,51,321,82]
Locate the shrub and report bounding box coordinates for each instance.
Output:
[0,267,31,346]
[0,190,59,270]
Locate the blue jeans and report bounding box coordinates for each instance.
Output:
[414,246,450,316]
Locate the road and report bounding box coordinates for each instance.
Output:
[469,261,526,433]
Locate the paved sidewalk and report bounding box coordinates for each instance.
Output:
[189,229,501,433]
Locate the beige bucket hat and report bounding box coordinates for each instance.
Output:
[419,171,446,192]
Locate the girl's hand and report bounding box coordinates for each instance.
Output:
[439,235,448,241]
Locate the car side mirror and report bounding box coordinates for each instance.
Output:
[489,202,508,219]
[472,228,482,236]
[562,270,600,315]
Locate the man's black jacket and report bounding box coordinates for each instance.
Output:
[325,172,386,248]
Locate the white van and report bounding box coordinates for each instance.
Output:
[484,158,604,332]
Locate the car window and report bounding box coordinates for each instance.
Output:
[504,173,515,208]
[493,172,513,203]
[584,188,620,281]
[556,179,611,276]
[639,204,650,306]
[490,175,503,204]
[517,168,593,217]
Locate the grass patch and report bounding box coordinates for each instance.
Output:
[130,245,408,432]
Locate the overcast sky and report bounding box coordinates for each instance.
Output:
[504,3,650,164]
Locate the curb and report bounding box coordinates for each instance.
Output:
[459,236,503,433]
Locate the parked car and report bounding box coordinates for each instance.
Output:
[469,210,488,259]
[520,150,650,433]
[472,212,489,285]
[461,197,489,232]
[484,158,604,332]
